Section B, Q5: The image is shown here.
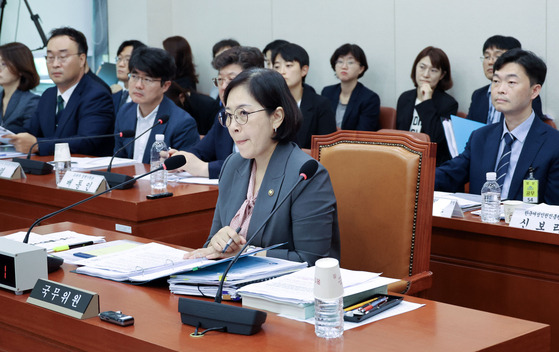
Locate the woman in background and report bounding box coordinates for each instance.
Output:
[396,46,458,165]
[321,43,380,131]
[185,68,340,266]
[163,35,198,91]
[0,42,40,134]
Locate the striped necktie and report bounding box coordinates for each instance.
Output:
[496,133,515,189]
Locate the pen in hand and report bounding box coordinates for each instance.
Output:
[222,227,242,253]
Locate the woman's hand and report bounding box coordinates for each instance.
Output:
[168,149,209,177]
[183,226,246,260]
[417,82,434,102]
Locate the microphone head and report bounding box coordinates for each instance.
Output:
[120,130,135,138]
[157,115,170,125]
[163,155,186,171]
[299,160,319,180]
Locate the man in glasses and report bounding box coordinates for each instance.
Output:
[113,47,199,164]
[7,26,115,156]
[168,46,264,179]
[112,40,146,115]
[467,35,543,124]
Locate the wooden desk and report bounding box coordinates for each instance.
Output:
[429,213,559,350]
[0,156,218,248]
[0,223,550,352]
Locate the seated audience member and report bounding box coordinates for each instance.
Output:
[113,47,199,164]
[168,46,264,179]
[184,68,340,265]
[262,39,289,68]
[321,43,380,131]
[6,27,115,156]
[468,35,543,124]
[165,81,221,135]
[209,39,240,100]
[112,40,146,114]
[396,46,457,166]
[0,42,40,134]
[436,49,559,205]
[272,43,336,149]
[163,35,198,92]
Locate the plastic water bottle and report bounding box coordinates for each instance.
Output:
[314,296,344,338]
[150,134,168,191]
[481,172,501,223]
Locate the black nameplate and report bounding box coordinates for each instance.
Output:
[27,278,99,319]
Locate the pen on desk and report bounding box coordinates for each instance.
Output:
[359,296,389,313]
[222,227,242,253]
[53,241,94,252]
[73,252,96,258]
[344,297,380,312]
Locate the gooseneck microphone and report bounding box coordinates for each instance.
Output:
[12,130,135,175]
[22,154,186,273]
[91,115,170,189]
[178,159,319,336]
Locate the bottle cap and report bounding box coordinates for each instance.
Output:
[486,172,496,181]
[155,134,164,141]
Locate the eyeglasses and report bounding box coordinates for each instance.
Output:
[212,76,236,88]
[128,73,161,86]
[219,107,270,127]
[480,53,504,62]
[45,53,80,64]
[335,60,358,67]
[116,56,130,64]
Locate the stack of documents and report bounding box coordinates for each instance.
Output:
[68,156,138,171]
[4,231,105,252]
[238,267,399,319]
[168,256,307,300]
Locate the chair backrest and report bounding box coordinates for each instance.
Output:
[311,130,436,282]
[379,106,397,130]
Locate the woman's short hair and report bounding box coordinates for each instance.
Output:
[224,68,301,144]
[0,42,40,91]
[329,43,368,78]
[410,46,453,91]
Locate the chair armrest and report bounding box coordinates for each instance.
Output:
[387,271,433,296]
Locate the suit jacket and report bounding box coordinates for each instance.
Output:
[297,84,337,149]
[183,92,221,135]
[321,82,380,131]
[436,116,559,205]
[112,90,129,116]
[396,88,458,166]
[467,84,543,123]
[114,95,199,164]
[206,142,341,265]
[1,89,40,134]
[187,109,233,179]
[26,74,115,156]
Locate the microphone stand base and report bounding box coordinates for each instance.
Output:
[12,157,53,175]
[178,297,266,336]
[90,171,135,190]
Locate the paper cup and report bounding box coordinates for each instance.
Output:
[503,200,524,224]
[54,143,71,162]
[314,258,343,300]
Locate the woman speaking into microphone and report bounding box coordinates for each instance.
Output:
[185,68,340,266]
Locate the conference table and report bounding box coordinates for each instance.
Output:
[429,212,559,350]
[0,222,550,351]
[0,155,218,248]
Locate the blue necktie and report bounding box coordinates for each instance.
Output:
[119,90,129,108]
[496,133,515,189]
[56,95,64,124]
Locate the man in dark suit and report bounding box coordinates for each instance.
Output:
[436,49,559,205]
[112,40,146,115]
[113,47,199,164]
[8,27,115,156]
[272,43,336,149]
[467,35,543,124]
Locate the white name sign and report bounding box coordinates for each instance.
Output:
[58,171,108,194]
[0,160,26,179]
[509,204,559,233]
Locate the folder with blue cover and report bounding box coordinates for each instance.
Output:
[443,115,485,158]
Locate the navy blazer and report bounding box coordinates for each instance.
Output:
[297,84,337,149]
[187,109,233,179]
[436,116,559,205]
[114,95,199,164]
[396,89,458,166]
[467,84,543,123]
[112,90,129,116]
[26,74,115,156]
[321,82,380,131]
[1,89,40,134]
[206,142,341,265]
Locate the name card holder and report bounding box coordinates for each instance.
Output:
[509,206,559,233]
[433,198,464,218]
[58,171,108,194]
[27,278,99,319]
[0,159,26,180]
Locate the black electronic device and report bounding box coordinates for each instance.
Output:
[146,192,173,200]
[99,310,134,326]
[178,160,319,336]
[91,115,169,189]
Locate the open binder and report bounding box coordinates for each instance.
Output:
[442,115,485,158]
